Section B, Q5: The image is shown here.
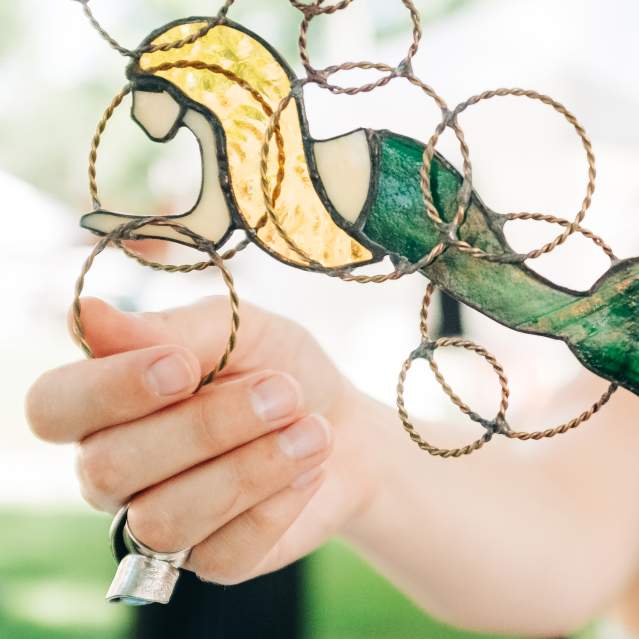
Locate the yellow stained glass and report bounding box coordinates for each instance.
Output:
[138,22,372,268]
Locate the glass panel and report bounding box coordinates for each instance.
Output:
[139,22,373,268]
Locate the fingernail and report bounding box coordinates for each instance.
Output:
[146,353,197,396]
[291,466,324,489]
[250,374,301,423]
[278,415,331,460]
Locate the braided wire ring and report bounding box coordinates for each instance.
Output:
[258,74,471,283]
[75,0,236,58]
[71,217,240,390]
[296,0,422,93]
[505,383,618,441]
[289,0,354,16]
[503,212,618,263]
[396,339,507,459]
[420,88,597,263]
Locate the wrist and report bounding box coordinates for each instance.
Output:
[333,388,398,542]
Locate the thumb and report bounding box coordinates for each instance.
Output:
[68,296,278,376]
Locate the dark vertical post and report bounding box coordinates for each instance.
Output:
[132,562,303,639]
[437,291,463,337]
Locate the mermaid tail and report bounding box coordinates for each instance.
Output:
[551,259,639,394]
[363,130,639,394]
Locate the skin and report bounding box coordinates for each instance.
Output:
[26,296,639,637]
[617,577,639,633]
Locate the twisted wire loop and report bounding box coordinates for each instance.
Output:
[420,88,598,263]
[72,0,133,57]
[503,212,618,263]
[89,84,132,208]
[504,383,618,441]
[396,350,494,459]
[71,217,240,389]
[294,0,422,94]
[396,282,511,458]
[73,0,237,59]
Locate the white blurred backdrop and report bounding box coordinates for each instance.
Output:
[0,0,637,515]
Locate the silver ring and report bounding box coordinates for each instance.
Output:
[123,520,191,568]
[105,505,192,606]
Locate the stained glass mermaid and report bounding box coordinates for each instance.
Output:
[81,18,639,396]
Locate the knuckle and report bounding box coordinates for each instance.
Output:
[225,454,258,510]
[76,437,124,505]
[191,396,223,454]
[192,547,250,586]
[128,497,181,553]
[242,506,277,538]
[235,464,261,498]
[211,461,243,522]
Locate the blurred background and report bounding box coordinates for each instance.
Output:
[0,0,637,637]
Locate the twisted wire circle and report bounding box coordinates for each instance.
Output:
[396,283,510,458]
[71,217,241,389]
[72,0,237,58]
[420,88,598,263]
[294,0,422,94]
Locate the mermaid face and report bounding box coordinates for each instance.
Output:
[131,90,183,142]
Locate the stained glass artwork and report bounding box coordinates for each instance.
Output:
[78,14,639,433]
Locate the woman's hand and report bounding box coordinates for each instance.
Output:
[26,295,639,636]
[26,296,378,585]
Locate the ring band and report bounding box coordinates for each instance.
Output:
[123,520,191,568]
[106,505,192,606]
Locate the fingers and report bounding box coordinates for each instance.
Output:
[126,415,332,554]
[65,296,342,418]
[27,345,201,443]
[73,296,300,376]
[188,469,325,585]
[76,371,304,511]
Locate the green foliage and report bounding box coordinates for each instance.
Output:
[0,509,130,638]
[305,541,519,639]
[0,509,596,639]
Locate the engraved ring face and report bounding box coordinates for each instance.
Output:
[106,555,181,606]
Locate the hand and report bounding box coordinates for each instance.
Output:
[26,297,379,585]
[26,296,639,635]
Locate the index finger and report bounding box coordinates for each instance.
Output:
[26,344,200,443]
[72,296,292,377]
